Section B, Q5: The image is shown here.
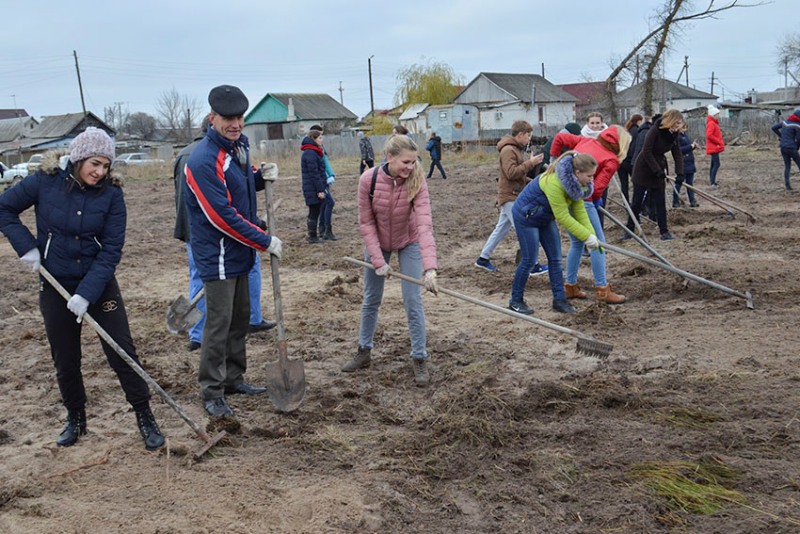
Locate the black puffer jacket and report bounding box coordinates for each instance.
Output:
[632,118,683,189]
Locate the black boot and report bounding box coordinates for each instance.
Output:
[135,407,165,451]
[307,217,320,244]
[56,408,87,447]
[323,225,338,241]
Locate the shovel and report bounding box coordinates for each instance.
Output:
[343,256,613,358]
[38,267,226,459]
[262,173,305,412]
[165,288,204,334]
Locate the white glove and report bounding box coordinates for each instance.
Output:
[375,264,391,277]
[424,269,439,295]
[67,294,89,323]
[267,236,283,260]
[21,248,41,273]
[585,234,600,251]
[326,175,335,185]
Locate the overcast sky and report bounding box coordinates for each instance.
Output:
[0,0,790,122]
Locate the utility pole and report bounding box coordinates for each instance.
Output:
[541,62,545,78]
[338,81,344,105]
[710,71,715,97]
[684,56,689,86]
[785,59,789,101]
[73,50,87,117]
[186,108,191,142]
[368,55,375,117]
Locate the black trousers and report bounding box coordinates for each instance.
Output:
[427,159,446,179]
[627,184,669,235]
[40,276,151,412]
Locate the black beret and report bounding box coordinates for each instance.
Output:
[208,85,249,116]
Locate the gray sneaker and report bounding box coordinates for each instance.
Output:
[342,346,371,373]
[413,359,430,387]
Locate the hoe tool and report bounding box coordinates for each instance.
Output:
[343,256,613,358]
[39,267,226,459]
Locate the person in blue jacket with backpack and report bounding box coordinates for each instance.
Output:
[0,128,165,450]
[771,108,800,190]
[425,132,447,179]
[672,124,700,207]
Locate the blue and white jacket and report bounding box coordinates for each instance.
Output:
[185,127,270,282]
[771,113,800,151]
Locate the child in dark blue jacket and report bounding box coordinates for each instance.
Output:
[672,126,699,207]
[771,108,800,190]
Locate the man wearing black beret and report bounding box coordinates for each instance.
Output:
[184,84,283,417]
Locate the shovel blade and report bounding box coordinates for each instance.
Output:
[264,357,306,413]
[166,295,203,335]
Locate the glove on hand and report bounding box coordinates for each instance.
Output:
[67,294,89,324]
[592,198,604,209]
[327,176,335,185]
[375,264,391,277]
[21,248,41,273]
[585,234,600,251]
[267,236,283,260]
[424,269,439,295]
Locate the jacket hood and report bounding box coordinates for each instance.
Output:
[556,155,593,201]
[497,134,524,152]
[597,126,621,157]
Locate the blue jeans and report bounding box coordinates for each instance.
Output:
[479,201,540,266]
[709,153,721,185]
[187,244,263,344]
[673,173,697,205]
[566,201,606,287]
[320,187,335,227]
[780,148,800,188]
[511,217,565,304]
[358,242,428,360]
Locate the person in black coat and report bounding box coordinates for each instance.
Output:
[618,114,643,203]
[300,129,327,243]
[672,125,699,207]
[0,128,165,450]
[625,109,684,241]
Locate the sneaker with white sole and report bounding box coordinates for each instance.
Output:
[508,300,534,315]
[413,359,430,386]
[529,263,548,277]
[474,257,498,272]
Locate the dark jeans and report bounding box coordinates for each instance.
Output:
[709,153,721,185]
[360,159,374,175]
[673,173,697,205]
[780,148,800,188]
[427,158,447,179]
[320,187,335,227]
[40,276,151,412]
[511,217,565,304]
[307,203,322,227]
[628,184,669,235]
[200,276,250,400]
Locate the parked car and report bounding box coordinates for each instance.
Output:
[1,161,27,189]
[12,154,44,175]
[113,153,165,166]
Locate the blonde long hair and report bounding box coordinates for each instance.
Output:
[384,134,424,201]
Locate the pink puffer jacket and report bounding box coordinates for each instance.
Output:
[357,165,437,272]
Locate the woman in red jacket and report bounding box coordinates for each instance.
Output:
[706,105,725,187]
[550,125,631,303]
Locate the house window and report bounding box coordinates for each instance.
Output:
[538,106,544,123]
[439,111,448,120]
[495,111,503,121]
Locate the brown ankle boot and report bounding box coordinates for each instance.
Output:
[565,282,587,299]
[595,284,626,304]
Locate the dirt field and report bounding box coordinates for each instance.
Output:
[0,144,799,533]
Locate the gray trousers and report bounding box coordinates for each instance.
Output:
[199,275,250,400]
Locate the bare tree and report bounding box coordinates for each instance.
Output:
[155,87,203,143]
[776,33,800,88]
[604,0,763,120]
[125,112,158,140]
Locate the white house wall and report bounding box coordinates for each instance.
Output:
[455,76,514,104]
[478,102,575,133]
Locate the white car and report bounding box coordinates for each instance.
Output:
[113,153,165,166]
[1,161,27,188]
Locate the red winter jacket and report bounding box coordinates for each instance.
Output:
[550,127,621,201]
[357,165,437,272]
[705,115,725,155]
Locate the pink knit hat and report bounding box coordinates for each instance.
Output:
[69,127,115,163]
